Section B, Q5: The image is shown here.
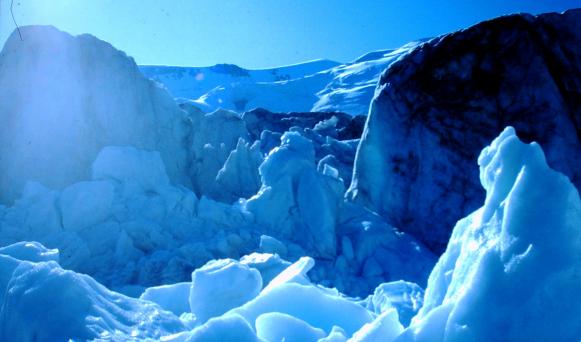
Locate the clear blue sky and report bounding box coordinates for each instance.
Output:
[0,0,578,69]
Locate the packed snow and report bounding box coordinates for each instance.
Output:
[1,20,580,341]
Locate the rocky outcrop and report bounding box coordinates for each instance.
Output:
[349,9,581,253]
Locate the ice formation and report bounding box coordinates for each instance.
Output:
[1,16,579,341]
[1,127,578,341]
[397,127,581,341]
[189,259,262,323]
[0,23,432,297]
[188,108,254,201]
[245,132,344,258]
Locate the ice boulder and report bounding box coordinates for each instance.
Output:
[245,132,344,258]
[263,256,314,292]
[350,308,403,342]
[229,282,374,336]
[367,281,424,327]
[348,9,581,253]
[255,312,326,342]
[240,253,292,286]
[59,180,115,231]
[1,182,63,242]
[140,282,191,315]
[398,127,581,341]
[0,26,191,204]
[170,314,260,342]
[92,146,170,191]
[189,259,262,323]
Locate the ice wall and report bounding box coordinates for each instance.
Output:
[348,9,581,254]
[0,26,192,204]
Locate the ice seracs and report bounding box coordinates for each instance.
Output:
[1,18,579,340]
[1,127,579,341]
[0,133,432,298]
[244,132,343,258]
[215,139,263,203]
[188,108,252,201]
[397,127,581,341]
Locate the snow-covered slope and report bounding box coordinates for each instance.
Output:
[139,41,425,115]
[349,9,581,254]
[312,41,427,114]
[140,59,340,102]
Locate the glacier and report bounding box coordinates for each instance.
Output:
[0,127,579,341]
[0,24,434,300]
[0,9,580,342]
